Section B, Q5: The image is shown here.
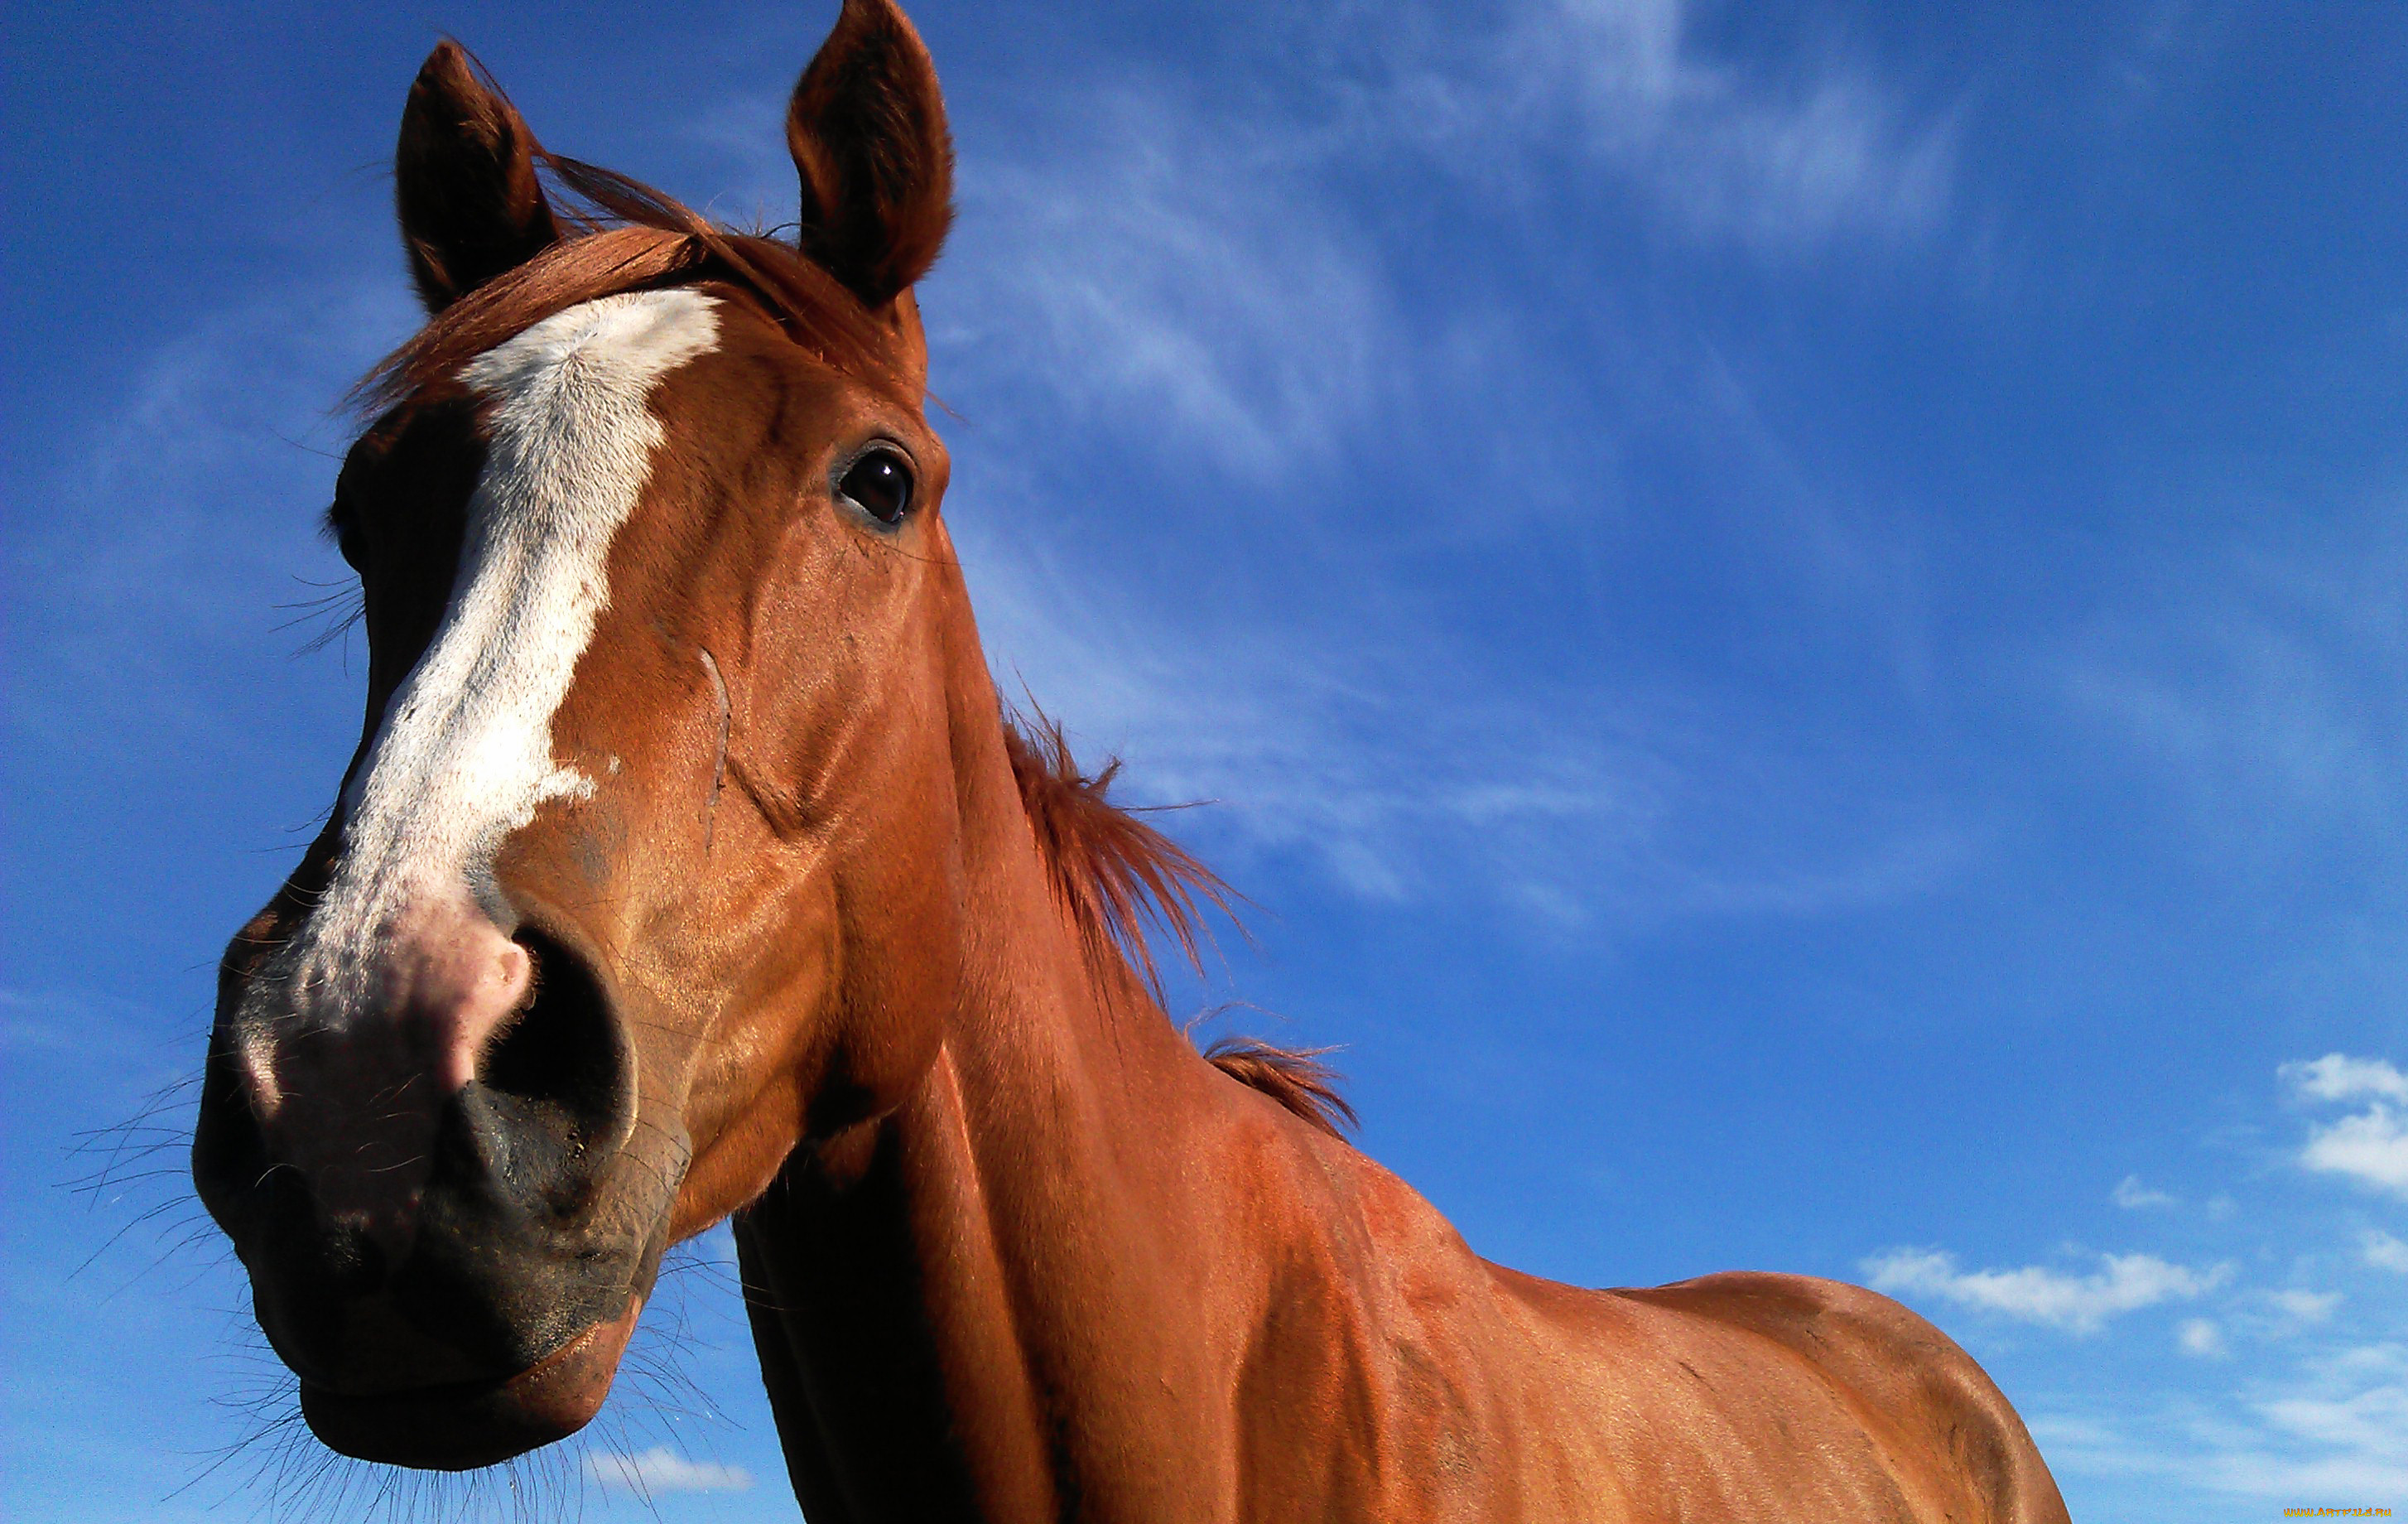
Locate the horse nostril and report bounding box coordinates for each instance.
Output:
[458,928,633,1208]
[192,1044,274,1237]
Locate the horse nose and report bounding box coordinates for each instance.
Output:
[196,894,635,1279]
[247,897,533,1249]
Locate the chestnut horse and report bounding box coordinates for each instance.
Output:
[191,3,2071,1518]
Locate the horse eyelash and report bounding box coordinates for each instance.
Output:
[275,575,366,659]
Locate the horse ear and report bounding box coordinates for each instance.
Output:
[394,41,561,312]
[787,0,955,311]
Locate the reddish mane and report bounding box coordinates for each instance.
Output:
[358,151,911,414]
[1001,714,1354,1136]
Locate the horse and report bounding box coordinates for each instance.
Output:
[190,2,2073,1518]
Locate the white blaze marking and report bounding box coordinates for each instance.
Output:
[281,289,721,1020]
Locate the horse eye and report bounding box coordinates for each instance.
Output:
[836,447,914,526]
[326,504,367,572]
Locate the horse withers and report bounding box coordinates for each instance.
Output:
[190,2,2071,1517]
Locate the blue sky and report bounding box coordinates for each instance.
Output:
[5,0,2406,1518]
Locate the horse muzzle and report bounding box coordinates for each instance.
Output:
[194,896,682,1468]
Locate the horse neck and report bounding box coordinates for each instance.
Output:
[734,576,1246,1518]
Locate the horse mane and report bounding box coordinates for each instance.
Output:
[1195,1034,1357,1137]
[1001,714,1355,1138]
[356,148,911,414]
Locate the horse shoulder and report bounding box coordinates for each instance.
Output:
[1202,1083,2068,1523]
[1209,1098,1553,1521]
[1600,1271,2072,1524]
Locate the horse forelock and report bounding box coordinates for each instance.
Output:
[355,153,915,418]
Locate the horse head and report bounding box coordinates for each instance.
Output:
[191,0,972,1469]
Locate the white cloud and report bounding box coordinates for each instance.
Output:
[1863,1247,2230,1334]
[2277,1055,2408,1201]
[2266,1289,2342,1324]
[2178,1318,2226,1358]
[2112,1174,2175,1209]
[586,1446,751,1495]
[2283,1054,2408,1104]
[2300,1105,2408,1198]
[2365,1229,2408,1273]
[2021,1059,2408,1504]
[1553,8,1953,249]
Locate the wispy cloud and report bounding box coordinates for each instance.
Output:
[1863,1247,2230,1334]
[1365,0,1959,256]
[2366,1229,2408,1274]
[862,1,1973,927]
[12,281,407,771]
[932,0,1965,475]
[2237,1343,2408,1495]
[0,987,172,1060]
[957,514,1968,924]
[957,538,1675,908]
[2064,504,2408,855]
[2112,1174,2176,1210]
[2038,1343,2408,1499]
[942,92,1392,483]
[2265,1289,2343,1325]
[2178,1317,2227,1358]
[586,1445,751,1495]
[1495,0,1957,252]
[2285,1054,2408,1105]
[928,109,1965,923]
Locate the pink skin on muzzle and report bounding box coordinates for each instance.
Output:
[241,890,533,1262]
